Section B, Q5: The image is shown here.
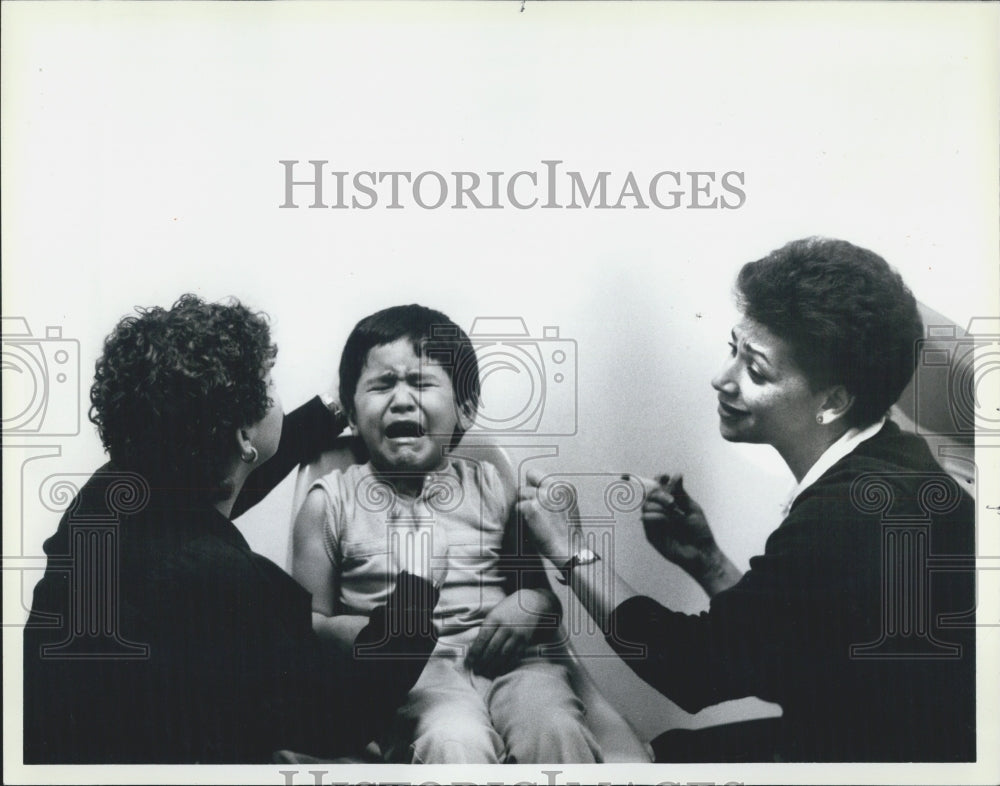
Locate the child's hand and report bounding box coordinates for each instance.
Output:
[466,589,556,678]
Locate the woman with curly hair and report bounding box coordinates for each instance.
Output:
[24,294,440,763]
[518,238,976,761]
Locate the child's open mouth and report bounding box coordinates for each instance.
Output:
[385,421,426,439]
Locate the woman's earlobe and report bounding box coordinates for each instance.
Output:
[235,427,258,463]
[818,387,855,425]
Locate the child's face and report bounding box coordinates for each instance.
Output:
[351,338,465,475]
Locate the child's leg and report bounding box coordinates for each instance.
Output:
[486,658,603,763]
[384,658,504,764]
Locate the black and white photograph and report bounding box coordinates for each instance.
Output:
[3,3,998,785]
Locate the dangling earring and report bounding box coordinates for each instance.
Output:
[241,446,259,464]
[816,414,826,425]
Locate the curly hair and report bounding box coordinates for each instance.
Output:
[89,294,277,501]
[736,237,923,428]
[338,304,479,428]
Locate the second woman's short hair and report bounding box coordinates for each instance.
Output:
[89,294,276,500]
[736,237,923,427]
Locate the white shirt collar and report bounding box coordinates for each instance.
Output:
[780,417,886,519]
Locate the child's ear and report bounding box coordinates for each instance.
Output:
[457,401,477,432]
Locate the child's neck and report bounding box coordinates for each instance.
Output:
[371,460,449,499]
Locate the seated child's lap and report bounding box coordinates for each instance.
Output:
[319,460,602,762]
[385,655,594,763]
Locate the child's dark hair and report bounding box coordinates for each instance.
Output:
[338,304,480,425]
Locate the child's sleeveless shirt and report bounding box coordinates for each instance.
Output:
[310,458,512,649]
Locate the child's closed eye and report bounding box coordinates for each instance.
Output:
[366,373,399,391]
[407,373,436,389]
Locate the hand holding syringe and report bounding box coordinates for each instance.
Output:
[623,472,743,597]
[622,472,719,571]
[623,472,691,515]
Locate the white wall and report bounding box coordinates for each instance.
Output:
[4,2,998,747]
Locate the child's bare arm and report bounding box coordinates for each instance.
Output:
[312,614,371,656]
[293,487,339,615]
[292,487,367,651]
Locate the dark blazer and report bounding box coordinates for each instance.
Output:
[23,398,438,763]
[608,422,976,761]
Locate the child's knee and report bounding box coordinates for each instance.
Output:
[489,665,602,763]
[410,717,503,764]
[504,709,600,763]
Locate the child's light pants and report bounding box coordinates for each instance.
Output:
[382,652,602,764]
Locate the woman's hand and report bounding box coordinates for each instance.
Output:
[641,475,716,570]
[640,474,742,597]
[319,390,348,431]
[515,468,583,563]
[466,589,557,677]
[520,469,645,631]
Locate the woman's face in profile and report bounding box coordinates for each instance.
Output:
[711,318,826,451]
